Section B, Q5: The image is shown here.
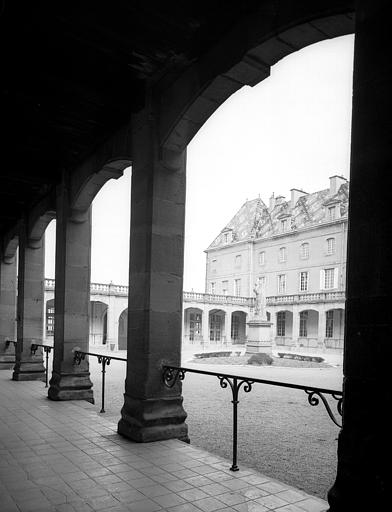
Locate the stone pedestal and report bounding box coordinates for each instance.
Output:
[0,257,17,369]
[246,318,272,354]
[12,228,45,381]
[118,108,188,443]
[48,183,93,403]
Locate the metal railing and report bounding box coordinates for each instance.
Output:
[30,343,53,387]
[163,365,342,472]
[73,350,126,413]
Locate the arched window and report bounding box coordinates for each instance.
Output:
[300,242,309,259]
[327,237,336,255]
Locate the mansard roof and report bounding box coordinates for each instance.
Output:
[207,181,349,250]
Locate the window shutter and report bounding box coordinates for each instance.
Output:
[320,269,324,290]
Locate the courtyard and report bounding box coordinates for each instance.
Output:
[84,347,342,501]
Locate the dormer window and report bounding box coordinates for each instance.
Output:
[223,233,228,243]
[281,219,288,232]
[328,206,336,221]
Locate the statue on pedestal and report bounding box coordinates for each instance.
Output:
[253,280,266,320]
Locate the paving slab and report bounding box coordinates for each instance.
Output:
[0,371,328,512]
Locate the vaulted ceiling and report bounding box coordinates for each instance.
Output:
[0,1,354,239]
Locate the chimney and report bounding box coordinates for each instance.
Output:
[290,188,307,207]
[329,175,347,195]
[274,195,285,206]
[269,193,275,210]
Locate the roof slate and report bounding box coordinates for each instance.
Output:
[207,182,349,250]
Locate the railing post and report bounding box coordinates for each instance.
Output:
[231,377,239,472]
[99,356,108,413]
[44,347,50,387]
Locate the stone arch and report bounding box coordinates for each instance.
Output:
[325,307,345,349]
[118,308,128,351]
[89,300,108,346]
[231,310,247,344]
[208,308,226,343]
[275,309,293,346]
[71,159,132,217]
[1,234,18,262]
[298,308,319,346]
[27,192,56,245]
[160,10,354,152]
[183,307,203,343]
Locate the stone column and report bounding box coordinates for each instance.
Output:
[12,227,45,381]
[317,307,327,351]
[48,182,93,402]
[292,306,300,348]
[328,1,390,509]
[0,256,17,369]
[225,310,232,344]
[107,286,118,350]
[118,108,188,443]
[202,308,210,345]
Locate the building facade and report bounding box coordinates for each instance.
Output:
[43,178,348,352]
[202,175,348,351]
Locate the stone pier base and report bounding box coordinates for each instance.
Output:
[48,371,94,403]
[118,395,189,443]
[12,360,46,381]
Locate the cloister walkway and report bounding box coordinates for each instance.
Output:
[0,371,328,512]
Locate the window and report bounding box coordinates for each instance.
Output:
[209,314,221,342]
[299,271,309,292]
[222,280,229,295]
[258,251,265,265]
[231,315,240,341]
[326,310,334,338]
[327,237,336,255]
[278,247,287,262]
[210,282,215,294]
[211,258,217,274]
[235,255,242,268]
[257,276,265,290]
[281,219,288,232]
[223,233,229,243]
[277,274,286,294]
[46,303,55,335]
[277,312,286,336]
[299,311,308,337]
[234,279,241,296]
[189,313,202,341]
[322,268,337,289]
[300,242,309,259]
[328,206,336,220]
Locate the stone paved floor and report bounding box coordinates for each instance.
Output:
[0,371,328,512]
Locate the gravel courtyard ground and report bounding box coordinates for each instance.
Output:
[86,347,343,501]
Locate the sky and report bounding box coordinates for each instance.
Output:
[45,34,354,292]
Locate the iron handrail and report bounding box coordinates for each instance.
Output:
[163,364,343,472]
[30,343,53,387]
[73,350,126,413]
